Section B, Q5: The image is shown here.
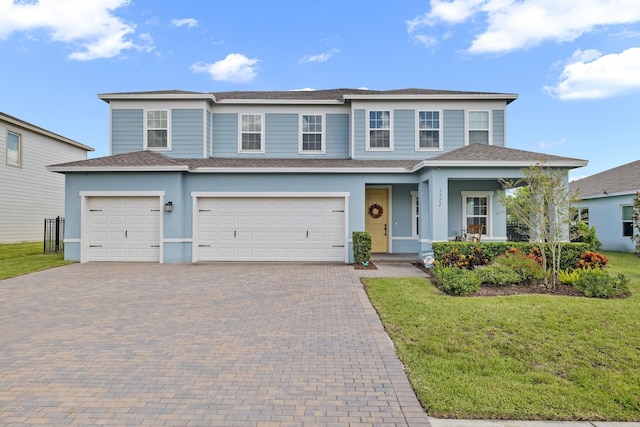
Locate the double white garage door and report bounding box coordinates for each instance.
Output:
[195,197,345,262]
[86,196,346,262]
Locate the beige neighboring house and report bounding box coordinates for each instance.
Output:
[1,112,93,243]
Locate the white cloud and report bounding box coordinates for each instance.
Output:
[298,48,340,64]
[537,138,565,149]
[289,88,316,91]
[408,0,640,54]
[544,47,640,100]
[0,0,143,60]
[413,34,438,47]
[171,18,198,28]
[190,53,260,83]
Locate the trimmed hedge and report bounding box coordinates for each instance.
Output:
[432,242,590,271]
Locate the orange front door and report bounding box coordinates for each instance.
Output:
[365,188,389,253]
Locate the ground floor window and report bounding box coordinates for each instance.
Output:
[572,207,589,226]
[622,205,633,237]
[462,191,491,235]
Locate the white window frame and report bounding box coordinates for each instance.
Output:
[238,113,265,153]
[144,109,171,151]
[622,205,633,237]
[466,110,491,146]
[6,130,22,167]
[572,207,590,226]
[415,110,442,151]
[461,191,492,236]
[411,191,419,238]
[299,114,325,154]
[366,110,393,151]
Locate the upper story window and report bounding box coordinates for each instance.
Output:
[622,205,634,237]
[468,111,489,145]
[6,131,21,167]
[145,110,170,150]
[300,114,324,153]
[367,110,392,150]
[239,114,264,153]
[416,111,441,150]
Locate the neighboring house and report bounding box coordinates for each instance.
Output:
[48,89,587,263]
[1,112,93,243]
[570,160,640,252]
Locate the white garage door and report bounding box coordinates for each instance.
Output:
[87,197,161,262]
[197,197,345,262]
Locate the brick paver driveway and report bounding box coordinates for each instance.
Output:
[0,263,430,426]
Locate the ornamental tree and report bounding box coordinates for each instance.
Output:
[498,164,578,289]
[632,191,640,257]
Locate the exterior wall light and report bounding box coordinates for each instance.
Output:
[164,201,173,212]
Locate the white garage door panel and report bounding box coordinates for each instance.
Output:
[88,197,160,262]
[197,197,345,261]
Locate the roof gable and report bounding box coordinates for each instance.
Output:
[0,111,93,152]
[426,145,587,166]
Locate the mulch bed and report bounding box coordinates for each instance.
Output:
[412,263,587,297]
[353,262,378,270]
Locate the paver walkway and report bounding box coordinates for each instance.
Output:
[0,262,429,426]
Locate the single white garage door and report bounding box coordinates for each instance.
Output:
[196,197,345,262]
[87,197,161,262]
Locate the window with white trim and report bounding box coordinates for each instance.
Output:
[300,114,324,153]
[417,111,440,150]
[411,191,419,237]
[572,207,589,226]
[145,110,169,149]
[239,114,264,152]
[462,191,491,235]
[468,111,489,145]
[6,131,21,167]
[622,205,633,237]
[367,110,392,149]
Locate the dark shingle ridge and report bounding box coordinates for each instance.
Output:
[570,160,640,198]
[431,144,586,163]
[99,88,517,102]
[211,88,512,101]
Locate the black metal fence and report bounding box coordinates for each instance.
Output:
[506,220,529,242]
[44,216,64,254]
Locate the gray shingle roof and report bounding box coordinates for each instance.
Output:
[569,160,640,198]
[429,144,586,164]
[49,146,587,173]
[99,88,518,103]
[48,150,185,168]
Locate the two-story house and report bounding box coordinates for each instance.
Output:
[48,88,587,263]
[1,112,93,243]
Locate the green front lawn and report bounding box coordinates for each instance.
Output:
[0,242,73,280]
[363,252,640,421]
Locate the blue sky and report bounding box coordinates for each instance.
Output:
[1,0,639,180]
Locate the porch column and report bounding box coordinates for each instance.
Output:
[428,169,449,242]
[418,180,430,253]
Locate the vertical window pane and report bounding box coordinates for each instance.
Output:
[7,132,20,165]
[301,115,322,151]
[469,130,489,145]
[241,115,262,151]
[622,205,633,221]
[370,130,390,148]
[469,111,489,129]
